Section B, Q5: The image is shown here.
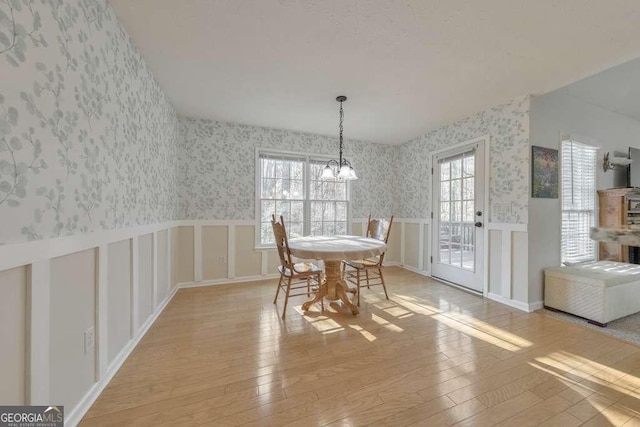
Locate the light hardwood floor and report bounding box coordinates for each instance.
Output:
[81,267,640,426]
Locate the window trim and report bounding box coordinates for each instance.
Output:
[254,148,352,249]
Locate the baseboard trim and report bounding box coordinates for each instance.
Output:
[400,264,431,278]
[431,276,483,297]
[528,300,544,311]
[487,292,540,313]
[66,287,178,426]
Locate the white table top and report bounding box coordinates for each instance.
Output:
[287,235,387,261]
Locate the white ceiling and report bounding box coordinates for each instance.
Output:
[109,0,640,144]
[553,58,640,123]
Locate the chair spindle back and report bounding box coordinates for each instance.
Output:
[366,214,394,264]
[271,214,294,271]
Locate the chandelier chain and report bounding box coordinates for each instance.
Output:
[339,100,344,165]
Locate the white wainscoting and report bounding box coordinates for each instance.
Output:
[485,223,537,312]
[172,218,542,311]
[176,219,433,289]
[0,217,534,426]
[388,219,534,312]
[0,221,180,426]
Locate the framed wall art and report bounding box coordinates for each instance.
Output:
[531,146,559,198]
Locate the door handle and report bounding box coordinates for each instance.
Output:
[474,222,483,228]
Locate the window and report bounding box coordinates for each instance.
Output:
[257,151,349,246]
[561,140,597,264]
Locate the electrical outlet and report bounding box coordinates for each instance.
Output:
[218,256,225,264]
[84,326,95,354]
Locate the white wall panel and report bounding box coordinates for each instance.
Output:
[156,230,169,302]
[489,230,503,295]
[202,226,228,280]
[138,234,154,327]
[176,227,194,283]
[386,222,402,263]
[107,240,131,363]
[0,266,27,404]
[404,223,420,268]
[49,249,96,410]
[234,226,261,278]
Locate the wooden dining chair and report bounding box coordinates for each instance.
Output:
[271,214,323,319]
[342,215,394,306]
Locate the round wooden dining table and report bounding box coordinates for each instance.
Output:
[287,235,387,315]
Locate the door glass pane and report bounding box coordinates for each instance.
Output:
[440,202,450,222]
[452,201,462,222]
[463,201,474,222]
[463,178,474,200]
[441,181,450,201]
[462,246,474,269]
[440,161,450,181]
[439,223,450,263]
[437,151,476,270]
[451,179,461,201]
[463,155,474,177]
[450,244,461,266]
[451,159,462,179]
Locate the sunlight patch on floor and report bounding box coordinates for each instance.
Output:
[535,351,640,392]
[389,294,441,315]
[529,360,640,425]
[530,350,640,423]
[443,311,533,348]
[431,313,523,351]
[370,313,404,332]
[297,310,345,334]
[348,324,377,342]
[374,294,530,350]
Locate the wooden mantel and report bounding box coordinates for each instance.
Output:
[591,226,640,248]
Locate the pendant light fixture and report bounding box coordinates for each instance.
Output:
[321,96,358,180]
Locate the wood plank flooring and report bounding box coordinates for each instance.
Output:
[80,267,640,426]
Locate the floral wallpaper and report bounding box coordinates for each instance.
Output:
[0,0,179,244]
[395,96,530,223]
[0,0,529,246]
[178,117,395,221]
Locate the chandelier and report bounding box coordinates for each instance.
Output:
[321,96,358,180]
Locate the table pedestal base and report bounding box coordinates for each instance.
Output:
[301,260,359,315]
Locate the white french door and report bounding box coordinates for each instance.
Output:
[431,139,485,293]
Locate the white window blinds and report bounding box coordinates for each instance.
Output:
[561,140,597,264]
